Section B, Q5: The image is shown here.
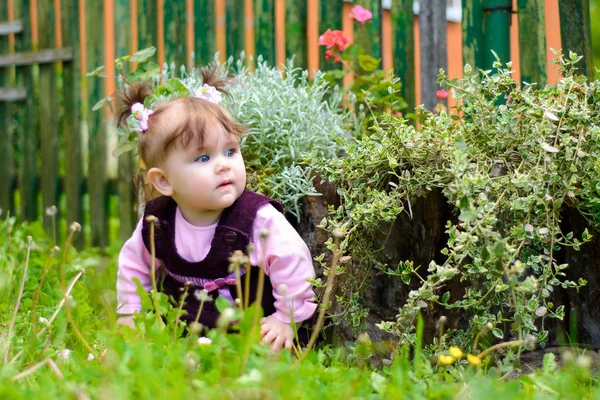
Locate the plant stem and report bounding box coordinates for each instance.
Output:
[10,270,84,364]
[234,263,244,311]
[4,237,33,363]
[12,358,64,381]
[297,235,341,363]
[147,217,162,326]
[60,228,95,355]
[32,248,58,335]
[477,339,525,359]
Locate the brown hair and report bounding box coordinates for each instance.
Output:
[117,66,245,169]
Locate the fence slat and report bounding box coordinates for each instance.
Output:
[165,0,186,71]
[194,0,215,65]
[116,0,136,242]
[392,0,415,113]
[138,0,157,51]
[62,0,84,247]
[284,0,306,69]
[462,0,484,71]
[14,0,37,222]
[0,87,27,101]
[226,0,244,60]
[0,47,72,67]
[0,1,15,216]
[254,0,273,65]
[0,19,24,36]
[518,0,546,86]
[559,0,593,79]
[87,0,108,247]
[38,0,59,236]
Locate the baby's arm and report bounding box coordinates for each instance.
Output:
[252,204,318,349]
[116,218,161,327]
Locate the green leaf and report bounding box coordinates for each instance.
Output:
[441,291,450,304]
[358,55,380,72]
[86,65,105,77]
[130,46,157,63]
[458,210,476,222]
[215,296,231,313]
[491,328,504,339]
[112,141,137,158]
[92,96,112,112]
[126,61,161,83]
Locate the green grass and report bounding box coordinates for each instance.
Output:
[0,216,599,399]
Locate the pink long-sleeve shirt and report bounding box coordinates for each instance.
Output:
[117,203,317,324]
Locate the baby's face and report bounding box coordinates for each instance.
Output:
[160,124,246,223]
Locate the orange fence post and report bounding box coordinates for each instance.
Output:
[215,0,225,62]
[275,0,285,69]
[307,0,318,79]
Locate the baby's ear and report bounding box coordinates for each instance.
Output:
[147,167,174,197]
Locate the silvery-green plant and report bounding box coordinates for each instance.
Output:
[223,55,354,219]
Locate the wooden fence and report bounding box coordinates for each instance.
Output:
[0,0,593,248]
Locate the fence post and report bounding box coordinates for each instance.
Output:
[306,0,318,79]
[517,0,546,86]
[254,0,274,66]
[138,0,157,53]
[38,0,60,237]
[62,0,84,248]
[165,0,186,71]
[116,0,136,242]
[194,0,215,66]
[86,0,109,247]
[392,0,415,113]
[0,2,15,217]
[559,0,593,79]
[482,0,511,69]
[419,0,447,111]
[226,0,244,61]
[284,0,306,69]
[14,0,37,222]
[462,0,484,71]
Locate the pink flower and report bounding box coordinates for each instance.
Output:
[325,50,333,60]
[319,29,351,51]
[349,5,373,24]
[131,102,154,131]
[436,89,449,100]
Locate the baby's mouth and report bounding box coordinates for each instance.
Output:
[218,181,232,188]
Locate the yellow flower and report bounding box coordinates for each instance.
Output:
[467,354,482,366]
[449,346,464,359]
[438,354,455,366]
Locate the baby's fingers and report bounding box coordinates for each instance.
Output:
[260,323,272,336]
[284,338,293,350]
[271,335,285,352]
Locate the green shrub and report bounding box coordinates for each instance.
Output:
[310,51,600,349]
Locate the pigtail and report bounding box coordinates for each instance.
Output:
[116,81,153,127]
[199,64,231,96]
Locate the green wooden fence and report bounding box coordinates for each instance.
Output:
[0,0,593,248]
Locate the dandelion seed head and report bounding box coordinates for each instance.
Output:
[45,206,58,216]
[69,222,82,232]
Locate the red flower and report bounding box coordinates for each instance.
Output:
[319,29,351,52]
[325,50,333,60]
[436,89,449,100]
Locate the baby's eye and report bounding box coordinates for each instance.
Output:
[195,154,210,163]
[225,148,236,157]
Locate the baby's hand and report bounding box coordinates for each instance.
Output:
[260,315,295,351]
